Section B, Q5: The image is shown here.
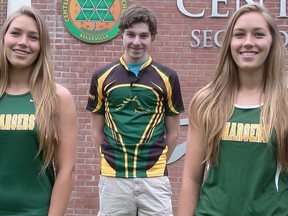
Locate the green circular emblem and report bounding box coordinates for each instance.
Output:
[62,0,128,43]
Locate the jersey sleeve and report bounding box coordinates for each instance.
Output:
[86,72,105,115]
[165,72,185,116]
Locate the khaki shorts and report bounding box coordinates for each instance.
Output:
[97,175,173,216]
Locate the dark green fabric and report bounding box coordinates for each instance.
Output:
[195,106,288,216]
[0,93,54,215]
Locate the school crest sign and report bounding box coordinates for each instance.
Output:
[62,0,128,43]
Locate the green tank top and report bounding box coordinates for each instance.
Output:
[195,106,288,216]
[0,92,54,215]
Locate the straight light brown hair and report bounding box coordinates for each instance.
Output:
[189,3,288,171]
[0,6,60,172]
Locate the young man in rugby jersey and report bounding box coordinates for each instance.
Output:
[86,5,184,216]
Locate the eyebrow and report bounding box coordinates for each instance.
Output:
[233,27,267,31]
[9,26,39,35]
[125,30,150,34]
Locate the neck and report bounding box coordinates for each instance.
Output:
[236,86,263,106]
[123,54,148,64]
[6,68,31,95]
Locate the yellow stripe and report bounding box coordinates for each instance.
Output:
[131,84,164,177]
[152,65,180,114]
[105,102,129,178]
[92,64,119,113]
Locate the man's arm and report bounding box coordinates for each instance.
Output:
[165,115,180,161]
[91,113,105,157]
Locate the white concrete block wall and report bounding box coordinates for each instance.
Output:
[7,0,31,17]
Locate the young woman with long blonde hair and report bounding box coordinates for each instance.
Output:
[178,3,288,215]
[0,6,77,215]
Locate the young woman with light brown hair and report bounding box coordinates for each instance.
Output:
[0,6,77,215]
[178,3,288,215]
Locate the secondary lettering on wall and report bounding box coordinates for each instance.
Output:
[177,0,288,48]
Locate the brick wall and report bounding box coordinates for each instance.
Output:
[1,0,287,215]
[0,0,7,26]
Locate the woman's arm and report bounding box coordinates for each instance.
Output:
[48,84,77,216]
[177,124,206,216]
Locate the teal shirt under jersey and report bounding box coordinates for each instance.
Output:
[127,57,148,76]
[195,105,288,216]
[0,93,54,215]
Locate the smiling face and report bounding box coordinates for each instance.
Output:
[230,11,272,74]
[122,22,152,64]
[4,15,40,72]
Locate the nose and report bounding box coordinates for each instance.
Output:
[133,36,141,45]
[18,35,28,46]
[242,35,255,47]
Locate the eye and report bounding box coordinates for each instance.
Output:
[126,33,135,38]
[29,35,39,41]
[254,32,265,38]
[10,31,20,37]
[140,34,149,39]
[233,32,244,38]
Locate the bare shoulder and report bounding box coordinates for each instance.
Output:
[56,84,72,97]
[55,84,75,108]
[56,84,72,99]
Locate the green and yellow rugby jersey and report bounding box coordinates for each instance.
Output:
[0,92,54,215]
[86,56,184,178]
[195,105,288,216]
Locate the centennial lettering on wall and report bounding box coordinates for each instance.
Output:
[62,0,128,43]
[177,0,288,48]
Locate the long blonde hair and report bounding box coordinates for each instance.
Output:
[0,6,59,171]
[189,3,288,170]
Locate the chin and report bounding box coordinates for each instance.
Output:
[240,66,259,72]
[131,56,142,61]
[131,54,143,58]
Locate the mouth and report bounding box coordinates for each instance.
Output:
[130,46,143,50]
[13,49,30,55]
[240,51,258,56]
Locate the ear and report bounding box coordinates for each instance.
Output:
[118,31,123,39]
